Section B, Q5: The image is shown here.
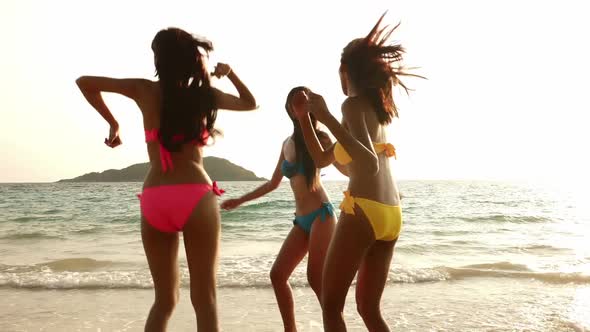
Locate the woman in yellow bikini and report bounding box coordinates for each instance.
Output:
[294,14,421,331]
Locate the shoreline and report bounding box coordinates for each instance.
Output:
[1,279,587,332]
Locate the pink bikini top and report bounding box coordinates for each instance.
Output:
[145,129,209,172]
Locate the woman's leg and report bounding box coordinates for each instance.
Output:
[321,208,375,332]
[270,225,309,332]
[355,239,397,332]
[183,191,221,332]
[141,218,180,332]
[307,214,336,301]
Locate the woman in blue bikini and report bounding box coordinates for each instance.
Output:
[221,86,341,331]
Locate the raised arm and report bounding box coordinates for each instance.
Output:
[308,94,379,174]
[296,113,336,168]
[211,63,257,111]
[75,76,148,147]
[317,134,349,177]
[220,147,285,210]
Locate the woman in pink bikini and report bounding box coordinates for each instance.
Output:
[76,28,256,331]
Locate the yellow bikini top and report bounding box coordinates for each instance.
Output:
[334,142,396,165]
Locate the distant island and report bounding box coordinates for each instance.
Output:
[58,157,266,182]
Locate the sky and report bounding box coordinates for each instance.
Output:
[1,0,589,183]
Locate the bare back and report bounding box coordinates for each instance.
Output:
[135,80,212,188]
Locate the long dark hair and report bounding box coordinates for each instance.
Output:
[151,28,219,151]
[285,87,328,190]
[340,13,424,124]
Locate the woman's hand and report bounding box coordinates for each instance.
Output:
[221,198,243,210]
[211,63,232,78]
[104,123,122,148]
[306,92,332,123]
[292,90,309,119]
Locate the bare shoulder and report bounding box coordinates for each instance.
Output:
[116,77,154,89]
[136,79,159,93]
[76,76,156,98]
[132,80,160,117]
[341,97,369,120]
[119,78,158,100]
[140,78,158,86]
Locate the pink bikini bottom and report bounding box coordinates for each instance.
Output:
[138,182,224,232]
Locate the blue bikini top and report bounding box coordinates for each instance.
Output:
[281,159,306,178]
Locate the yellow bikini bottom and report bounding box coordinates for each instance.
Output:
[340,191,402,241]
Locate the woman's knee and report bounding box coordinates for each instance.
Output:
[190,287,215,310]
[154,289,179,315]
[356,299,381,321]
[270,265,288,286]
[321,291,345,316]
[307,269,321,297]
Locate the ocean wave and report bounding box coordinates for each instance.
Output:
[474,200,512,205]
[446,267,590,284]
[0,271,154,290]
[460,262,531,271]
[0,258,126,273]
[223,200,294,213]
[0,270,444,290]
[0,232,64,240]
[43,209,63,215]
[103,216,138,224]
[457,214,551,224]
[396,243,472,253]
[444,261,590,284]
[1,260,588,290]
[72,227,106,235]
[222,234,286,242]
[515,244,571,253]
[41,258,122,272]
[431,230,475,236]
[10,216,37,222]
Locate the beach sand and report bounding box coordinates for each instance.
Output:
[1,279,588,331]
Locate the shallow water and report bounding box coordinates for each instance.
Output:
[0,180,588,330]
